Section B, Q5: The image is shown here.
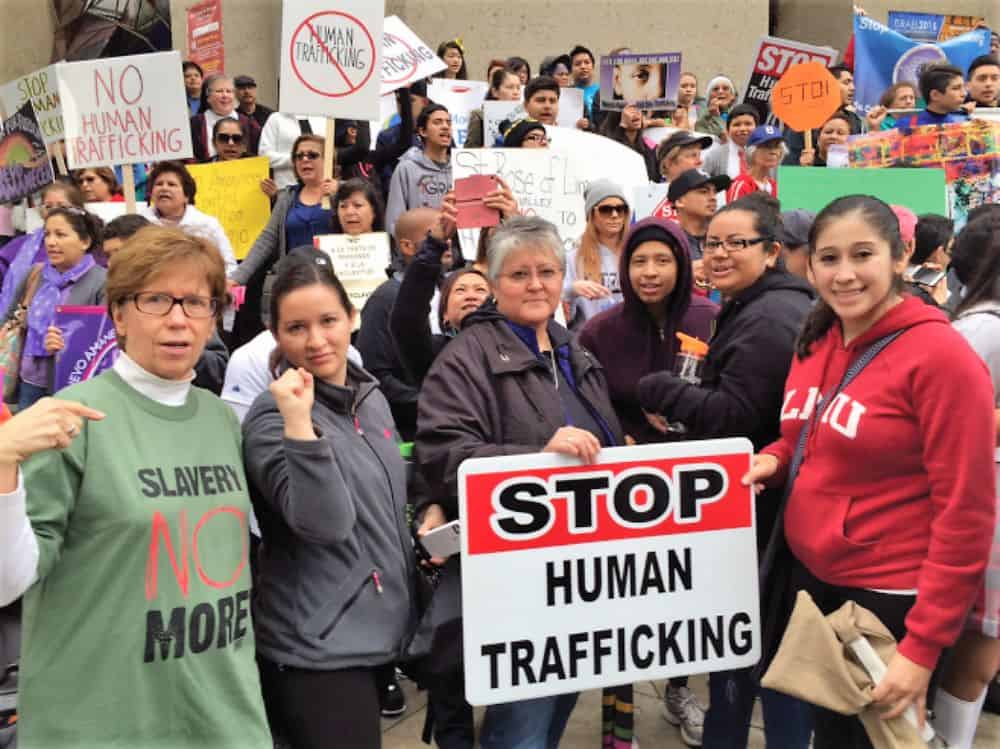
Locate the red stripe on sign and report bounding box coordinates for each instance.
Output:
[464,453,752,554]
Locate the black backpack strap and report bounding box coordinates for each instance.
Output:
[298,118,313,135]
[755,328,907,678]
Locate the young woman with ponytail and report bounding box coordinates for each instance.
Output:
[746,195,996,748]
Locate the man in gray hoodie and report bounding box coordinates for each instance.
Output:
[386,103,453,235]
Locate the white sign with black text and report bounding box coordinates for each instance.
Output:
[458,439,760,705]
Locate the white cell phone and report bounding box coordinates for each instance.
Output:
[420,520,462,559]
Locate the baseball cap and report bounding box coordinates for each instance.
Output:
[655,131,714,166]
[780,209,816,247]
[234,75,257,88]
[667,168,731,204]
[747,124,784,147]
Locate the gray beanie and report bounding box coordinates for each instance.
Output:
[584,178,628,216]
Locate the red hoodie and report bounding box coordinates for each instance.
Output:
[763,296,996,669]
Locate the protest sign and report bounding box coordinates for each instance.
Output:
[557,88,585,129]
[888,11,984,42]
[847,119,1000,229]
[0,102,55,203]
[187,157,271,260]
[57,51,192,170]
[454,129,648,256]
[314,232,391,328]
[54,306,119,392]
[482,100,524,147]
[0,66,64,145]
[279,0,383,120]
[459,439,759,704]
[381,15,446,95]
[739,36,838,127]
[778,165,947,216]
[853,14,990,112]
[427,79,489,147]
[187,0,225,75]
[633,183,673,221]
[453,148,581,250]
[599,52,682,111]
[769,62,842,133]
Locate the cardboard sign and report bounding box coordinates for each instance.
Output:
[53,305,119,392]
[459,439,759,705]
[0,65,64,144]
[279,0,383,120]
[769,62,842,133]
[187,0,225,75]
[426,79,489,148]
[888,11,984,42]
[740,36,838,127]
[599,52,682,111]
[57,51,193,169]
[778,165,947,216]
[0,102,55,203]
[187,157,271,260]
[557,88,585,129]
[314,231,391,328]
[381,15,446,95]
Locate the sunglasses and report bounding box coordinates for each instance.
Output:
[216,133,244,144]
[596,203,629,217]
[294,151,322,161]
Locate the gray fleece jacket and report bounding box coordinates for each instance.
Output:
[242,360,417,670]
[385,145,452,235]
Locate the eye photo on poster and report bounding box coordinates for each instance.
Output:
[599,52,681,111]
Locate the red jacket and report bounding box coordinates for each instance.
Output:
[763,296,996,668]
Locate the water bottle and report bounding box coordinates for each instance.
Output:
[666,333,709,434]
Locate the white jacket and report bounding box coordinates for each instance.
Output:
[258,113,329,188]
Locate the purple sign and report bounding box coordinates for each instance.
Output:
[0,102,54,203]
[54,305,119,392]
[599,52,682,111]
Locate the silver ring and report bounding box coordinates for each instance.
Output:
[66,424,78,437]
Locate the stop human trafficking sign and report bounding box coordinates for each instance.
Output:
[458,439,761,705]
[279,0,383,120]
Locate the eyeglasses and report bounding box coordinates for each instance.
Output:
[596,203,629,217]
[294,151,322,161]
[129,292,218,319]
[703,237,769,254]
[503,267,561,284]
[215,133,244,144]
[522,133,548,145]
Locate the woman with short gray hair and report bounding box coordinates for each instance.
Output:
[416,214,623,749]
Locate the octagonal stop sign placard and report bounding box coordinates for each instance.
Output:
[770,61,842,133]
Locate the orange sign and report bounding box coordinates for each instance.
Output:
[770,61,841,133]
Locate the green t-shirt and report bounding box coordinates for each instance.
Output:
[19,371,270,749]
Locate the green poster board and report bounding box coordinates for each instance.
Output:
[777,166,948,215]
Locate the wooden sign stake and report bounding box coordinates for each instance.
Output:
[322,117,336,209]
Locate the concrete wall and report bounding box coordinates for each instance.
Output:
[383,0,770,96]
[0,0,57,83]
[2,1,999,112]
[774,1,1000,58]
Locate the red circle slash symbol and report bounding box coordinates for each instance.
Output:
[289,11,376,98]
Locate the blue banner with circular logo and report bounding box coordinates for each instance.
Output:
[854,14,990,113]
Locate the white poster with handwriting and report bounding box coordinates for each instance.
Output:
[314,231,391,328]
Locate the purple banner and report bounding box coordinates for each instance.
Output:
[0,101,54,203]
[54,305,119,392]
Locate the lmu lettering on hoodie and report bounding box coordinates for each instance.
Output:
[779,387,867,440]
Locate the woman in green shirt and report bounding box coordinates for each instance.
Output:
[0,225,270,749]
